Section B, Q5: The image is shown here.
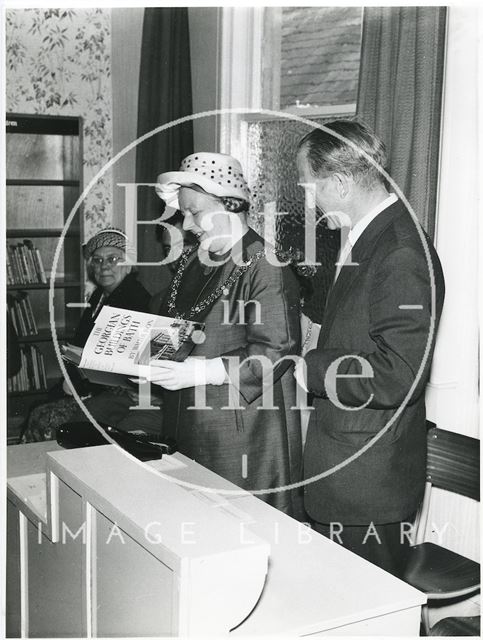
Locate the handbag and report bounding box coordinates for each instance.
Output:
[56,421,177,462]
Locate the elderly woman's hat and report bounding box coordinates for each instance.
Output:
[83,227,130,260]
[155,152,250,211]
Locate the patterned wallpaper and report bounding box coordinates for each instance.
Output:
[6,8,113,238]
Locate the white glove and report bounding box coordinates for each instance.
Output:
[148,356,227,390]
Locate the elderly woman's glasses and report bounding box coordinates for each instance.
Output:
[89,255,124,268]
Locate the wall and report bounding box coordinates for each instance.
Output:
[109,7,219,232]
[424,6,479,564]
[4,7,214,238]
[426,6,479,440]
[5,8,114,239]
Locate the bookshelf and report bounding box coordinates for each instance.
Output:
[6,113,84,443]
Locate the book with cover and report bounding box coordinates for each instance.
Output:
[62,306,205,387]
[6,250,14,284]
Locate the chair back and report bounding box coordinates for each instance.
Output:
[426,423,480,502]
[413,422,479,545]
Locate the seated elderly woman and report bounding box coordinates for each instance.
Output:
[21,227,155,442]
[151,152,304,519]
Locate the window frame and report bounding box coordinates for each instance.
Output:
[218,6,359,162]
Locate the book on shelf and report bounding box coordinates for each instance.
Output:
[7,292,38,337]
[17,243,30,283]
[6,249,14,285]
[24,239,47,283]
[33,246,47,283]
[8,345,47,393]
[8,245,22,283]
[8,303,18,335]
[37,348,48,388]
[62,306,204,388]
[7,240,48,284]
[20,296,37,334]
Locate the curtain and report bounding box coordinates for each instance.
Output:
[136,7,193,291]
[356,6,447,236]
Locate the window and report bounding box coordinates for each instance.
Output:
[258,6,362,115]
[219,6,363,152]
[219,6,363,306]
[278,6,362,112]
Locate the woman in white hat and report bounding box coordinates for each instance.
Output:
[152,152,304,519]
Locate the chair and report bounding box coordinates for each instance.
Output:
[402,422,480,635]
[429,615,480,636]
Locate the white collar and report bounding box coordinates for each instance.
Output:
[348,192,398,247]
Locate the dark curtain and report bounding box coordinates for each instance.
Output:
[356,6,447,236]
[136,7,193,291]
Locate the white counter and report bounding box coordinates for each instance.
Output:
[6,441,425,637]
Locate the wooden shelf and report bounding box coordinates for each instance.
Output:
[6,113,83,424]
[16,328,73,344]
[7,112,80,135]
[8,377,58,398]
[7,228,80,238]
[6,179,80,187]
[8,387,51,398]
[8,280,81,291]
[7,384,57,409]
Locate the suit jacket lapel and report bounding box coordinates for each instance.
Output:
[319,258,365,343]
[319,200,408,343]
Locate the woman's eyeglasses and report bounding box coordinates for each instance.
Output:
[89,255,124,268]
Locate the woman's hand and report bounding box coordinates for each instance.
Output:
[147,357,227,390]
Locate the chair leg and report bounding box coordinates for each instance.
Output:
[421,604,431,635]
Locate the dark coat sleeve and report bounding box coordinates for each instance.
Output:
[305,245,444,409]
[221,258,301,404]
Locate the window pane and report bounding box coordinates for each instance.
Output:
[280,6,362,109]
[246,118,342,321]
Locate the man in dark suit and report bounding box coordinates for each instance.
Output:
[296,120,445,577]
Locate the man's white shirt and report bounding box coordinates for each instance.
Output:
[334,192,398,281]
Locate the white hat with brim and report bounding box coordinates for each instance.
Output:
[155,152,250,211]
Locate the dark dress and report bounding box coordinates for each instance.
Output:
[22,272,152,442]
[158,228,304,518]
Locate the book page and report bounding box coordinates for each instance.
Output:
[79,306,203,376]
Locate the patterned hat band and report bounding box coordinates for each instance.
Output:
[155,152,250,211]
[83,228,133,259]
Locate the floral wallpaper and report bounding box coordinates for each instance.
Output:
[6,8,113,238]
